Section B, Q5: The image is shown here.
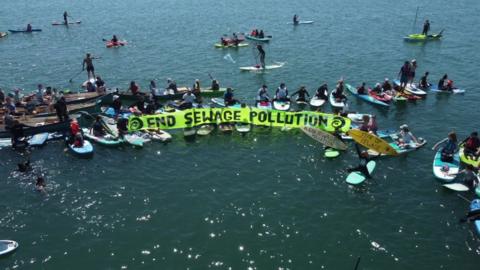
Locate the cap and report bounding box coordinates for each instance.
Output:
[400,124,408,129]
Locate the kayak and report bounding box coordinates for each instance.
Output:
[239,62,285,72]
[443,183,469,192]
[68,140,94,157]
[197,125,214,136]
[214,43,248,48]
[345,84,389,107]
[8,29,42,33]
[389,138,427,155]
[469,199,480,236]
[273,100,291,111]
[245,35,272,42]
[52,21,81,25]
[106,40,127,48]
[288,20,315,25]
[329,90,345,108]
[82,128,124,146]
[459,145,480,167]
[235,123,251,133]
[404,33,442,42]
[0,32,8,38]
[432,149,460,182]
[324,148,340,158]
[346,161,376,185]
[0,240,18,256]
[257,100,272,110]
[429,85,465,94]
[368,89,393,102]
[28,132,49,146]
[393,80,427,96]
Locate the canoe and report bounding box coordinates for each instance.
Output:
[273,100,291,111]
[0,117,70,139]
[52,21,81,25]
[345,84,389,107]
[0,240,18,256]
[68,140,93,157]
[8,29,42,33]
[0,32,8,38]
[82,128,124,146]
[469,199,480,236]
[432,149,460,182]
[346,161,376,185]
[257,101,272,110]
[106,40,127,48]
[214,43,248,48]
[239,62,285,72]
[459,145,480,167]
[329,90,345,108]
[28,132,49,146]
[404,33,442,42]
[245,35,272,42]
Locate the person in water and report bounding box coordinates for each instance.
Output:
[437,74,453,91]
[422,19,430,35]
[347,143,375,179]
[63,11,69,25]
[257,44,266,69]
[35,176,46,192]
[26,24,32,32]
[397,61,411,90]
[92,116,107,137]
[291,86,310,102]
[128,81,140,95]
[275,83,289,101]
[293,14,299,24]
[396,124,420,148]
[223,88,238,106]
[211,79,220,91]
[419,72,430,89]
[432,131,458,162]
[462,132,480,160]
[82,53,97,79]
[257,85,270,102]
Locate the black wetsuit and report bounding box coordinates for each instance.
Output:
[257,47,266,68]
[292,88,310,101]
[347,144,374,178]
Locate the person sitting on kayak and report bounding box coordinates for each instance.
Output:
[63,11,69,25]
[396,124,420,148]
[258,30,265,38]
[315,84,328,99]
[347,143,375,179]
[72,133,84,148]
[432,131,458,162]
[462,132,480,160]
[211,79,220,90]
[357,82,367,95]
[92,116,107,137]
[26,24,32,32]
[82,53,97,79]
[250,29,256,37]
[422,20,430,36]
[111,35,119,44]
[232,33,239,45]
[85,81,96,93]
[291,86,310,102]
[257,45,266,69]
[419,72,430,89]
[382,78,392,91]
[397,61,411,90]
[70,118,80,136]
[128,81,140,95]
[293,14,299,24]
[275,83,289,101]
[224,88,238,106]
[180,90,195,110]
[371,83,383,94]
[257,85,270,102]
[220,37,228,46]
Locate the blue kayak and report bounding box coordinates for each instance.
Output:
[8,29,42,33]
[345,84,389,107]
[469,199,480,236]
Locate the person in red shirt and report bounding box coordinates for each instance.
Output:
[70,118,80,136]
[463,132,480,160]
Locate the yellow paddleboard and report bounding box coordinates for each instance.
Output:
[348,129,398,156]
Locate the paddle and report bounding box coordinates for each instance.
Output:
[68,70,84,83]
[353,256,361,270]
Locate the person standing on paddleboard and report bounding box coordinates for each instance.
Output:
[422,19,430,36]
[397,61,411,91]
[293,14,299,24]
[257,45,266,69]
[82,53,97,79]
[63,11,69,25]
[409,59,417,84]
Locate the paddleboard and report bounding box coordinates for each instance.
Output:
[0,32,8,38]
[346,161,376,185]
[432,149,460,182]
[348,129,397,156]
[301,126,347,150]
[289,20,315,25]
[324,148,340,158]
[214,43,249,48]
[124,133,147,147]
[68,140,94,157]
[310,97,326,107]
[8,29,42,33]
[273,100,291,111]
[82,128,123,146]
[239,62,285,72]
[429,85,465,94]
[28,132,49,146]
[469,199,480,236]
[0,240,18,256]
[329,90,345,108]
[235,123,251,133]
[443,183,469,192]
[52,21,82,25]
[146,130,172,142]
[257,101,272,110]
[197,125,214,136]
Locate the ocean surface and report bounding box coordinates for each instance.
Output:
[1,0,480,269]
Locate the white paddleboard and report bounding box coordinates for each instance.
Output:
[273,100,291,111]
[0,240,19,256]
[309,97,326,107]
[239,62,285,72]
[443,183,469,192]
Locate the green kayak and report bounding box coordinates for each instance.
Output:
[245,35,272,42]
[404,32,443,42]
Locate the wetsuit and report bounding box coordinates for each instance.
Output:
[292,88,310,102]
[257,46,266,68]
[357,85,367,95]
[92,121,106,137]
[419,75,429,88]
[347,144,374,178]
[441,139,458,162]
[422,21,430,35]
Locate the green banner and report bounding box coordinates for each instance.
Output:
[127,108,351,132]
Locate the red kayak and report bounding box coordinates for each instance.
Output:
[368,89,393,102]
[106,40,127,48]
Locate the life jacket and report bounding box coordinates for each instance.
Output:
[70,122,80,135]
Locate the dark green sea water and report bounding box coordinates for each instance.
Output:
[1,0,480,269]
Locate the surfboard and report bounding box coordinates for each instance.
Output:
[346,161,376,185]
[443,183,469,192]
[301,126,347,150]
[348,129,397,156]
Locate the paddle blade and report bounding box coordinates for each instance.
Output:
[223,53,236,64]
